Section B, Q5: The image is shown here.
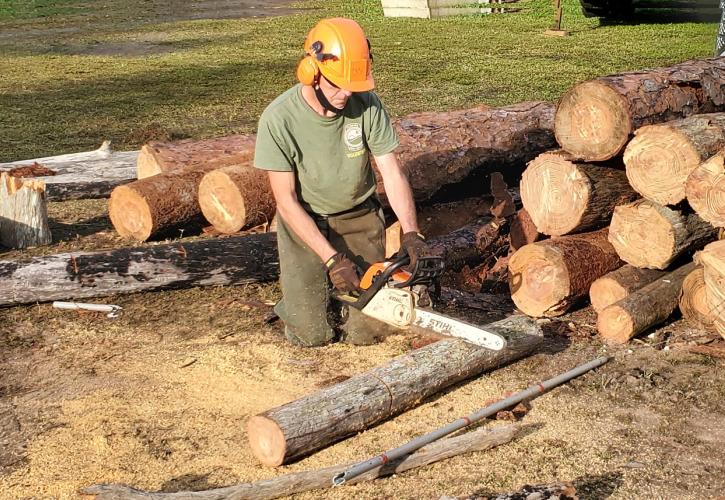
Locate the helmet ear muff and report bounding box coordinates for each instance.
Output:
[297,40,323,86]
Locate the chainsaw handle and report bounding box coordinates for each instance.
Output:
[332,257,409,310]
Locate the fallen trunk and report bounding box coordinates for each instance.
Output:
[624,113,725,205]
[247,314,542,466]
[136,134,257,179]
[429,216,506,271]
[0,233,279,307]
[679,265,717,332]
[608,199,717,269]
[521,151,636,236]
[589,265,667,313]
[686,148,725,227]
[696,240,725,339]
[597,262,696,344]
[508,228,622,317]
[555,57,725,161]
[84,425,520,500]
[0,173,51,249]
[198,165,276,234]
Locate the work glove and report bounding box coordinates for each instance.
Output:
[400,231,431,271]
[325,252,361,293]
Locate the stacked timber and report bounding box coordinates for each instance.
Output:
[686,149,725,228]
[679,266,717,332]
[589,265,666,313]
[696,240,725,339]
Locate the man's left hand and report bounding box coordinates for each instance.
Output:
[400,231,431,271]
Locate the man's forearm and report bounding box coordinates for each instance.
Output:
[382,169,420,234]
[277,202,337,263]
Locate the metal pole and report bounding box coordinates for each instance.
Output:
[332,355,610,486]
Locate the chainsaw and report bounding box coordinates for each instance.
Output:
[334,254,506,350]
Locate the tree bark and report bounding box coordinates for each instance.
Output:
[247,315,542,467]
[0,233,279,307]
[608,199,717,269]
[508,228,622,317]
[108,170,209,241]
[624,113,725,205]
[198,165,276,234]
[521,151,637,236]
[136,134,257,179]
[679,265,717,333]
[509,208,540,253]
[597,262,697,344]
[686,148,725,227]
[589,265,666,313]
[428,216,505,271]
[695,240,725,339]
[0,173,51,249]
[555,57,725,161]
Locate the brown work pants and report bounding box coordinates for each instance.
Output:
[275,199,393,347]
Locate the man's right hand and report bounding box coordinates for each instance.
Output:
[325,253,361,293]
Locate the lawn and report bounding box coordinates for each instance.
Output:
[0,0,719,162]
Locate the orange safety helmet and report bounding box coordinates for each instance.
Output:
[296,18,374,92]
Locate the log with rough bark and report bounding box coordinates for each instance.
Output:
[555,57,725,161]
[695,240,725,339]
[0,173,51,249]
[247,314,541,466]
[589,265,666,313]
[608,199,717,269]
[597,262,697,344]
[521,151,637,236]
[679,266,717,332]
[84,424,521,500]
[509,208,540,253]
[686,148,725,227]
[136,134,257,179]
[0,233,278,307]
[109,170,209,241]
[508,228,622,317]
[429,216,506,271]
[198,165,276,234]
[624,113,725,205]
[0,141,137,201]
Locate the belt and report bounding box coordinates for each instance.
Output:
[309,196,380,220]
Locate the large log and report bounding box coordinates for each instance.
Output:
[108,170,208,241]
[679,266,717,333]
[686,148,725,227]
[136,134,257,179]
[508,228,622,317]
[247,314,542,466]
[429,216,504,271]
[198,165,276,234]
[696,240,725,339]
[589,265,666,313]
[521,151,637,236]
[608,199,717,269]
[597,262,697,344]
[0,233,279,307]
[624,113,725,205]
[0,173,51,249]
[554,57,725,161]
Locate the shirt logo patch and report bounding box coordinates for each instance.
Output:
[343,123,364,153]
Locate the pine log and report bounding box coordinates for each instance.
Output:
[429,216,505,271]
[136,134,257,179]
[109,170,209,241]
[624,113,725,205]
[0,233,279,307]
[589,265,666,313]
[247,314,542,466]
[508,228,622,317]
[521,151,637,236]
[695,240,725,339]
[509,208,540,253]
[597,262,697,344]
[679,266,717,332]
[84,425,521,500]
[198,165,275,234]
[686,148,725,227]
[0,173,51,249]
[555,57,725,161]
[608,199,717,269]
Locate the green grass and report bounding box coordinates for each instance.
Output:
[0,0,718,161]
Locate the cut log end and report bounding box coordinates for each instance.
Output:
[589,278,627,313]
[198,170,246,234]
[247,415,287,467]
[509,245,569,317]
[597,304,634,344]
[679,266,716,332]
[686,150,725,227]
[624,126,700,205]
[554,81,630,161]
[108,185,153,240]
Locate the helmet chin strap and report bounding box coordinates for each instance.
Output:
[314,83,344,114]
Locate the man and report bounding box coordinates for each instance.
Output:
[254,17,429,347]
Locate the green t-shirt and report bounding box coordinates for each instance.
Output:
[254,84,399,215]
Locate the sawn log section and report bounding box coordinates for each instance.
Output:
[247,314,542,467]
